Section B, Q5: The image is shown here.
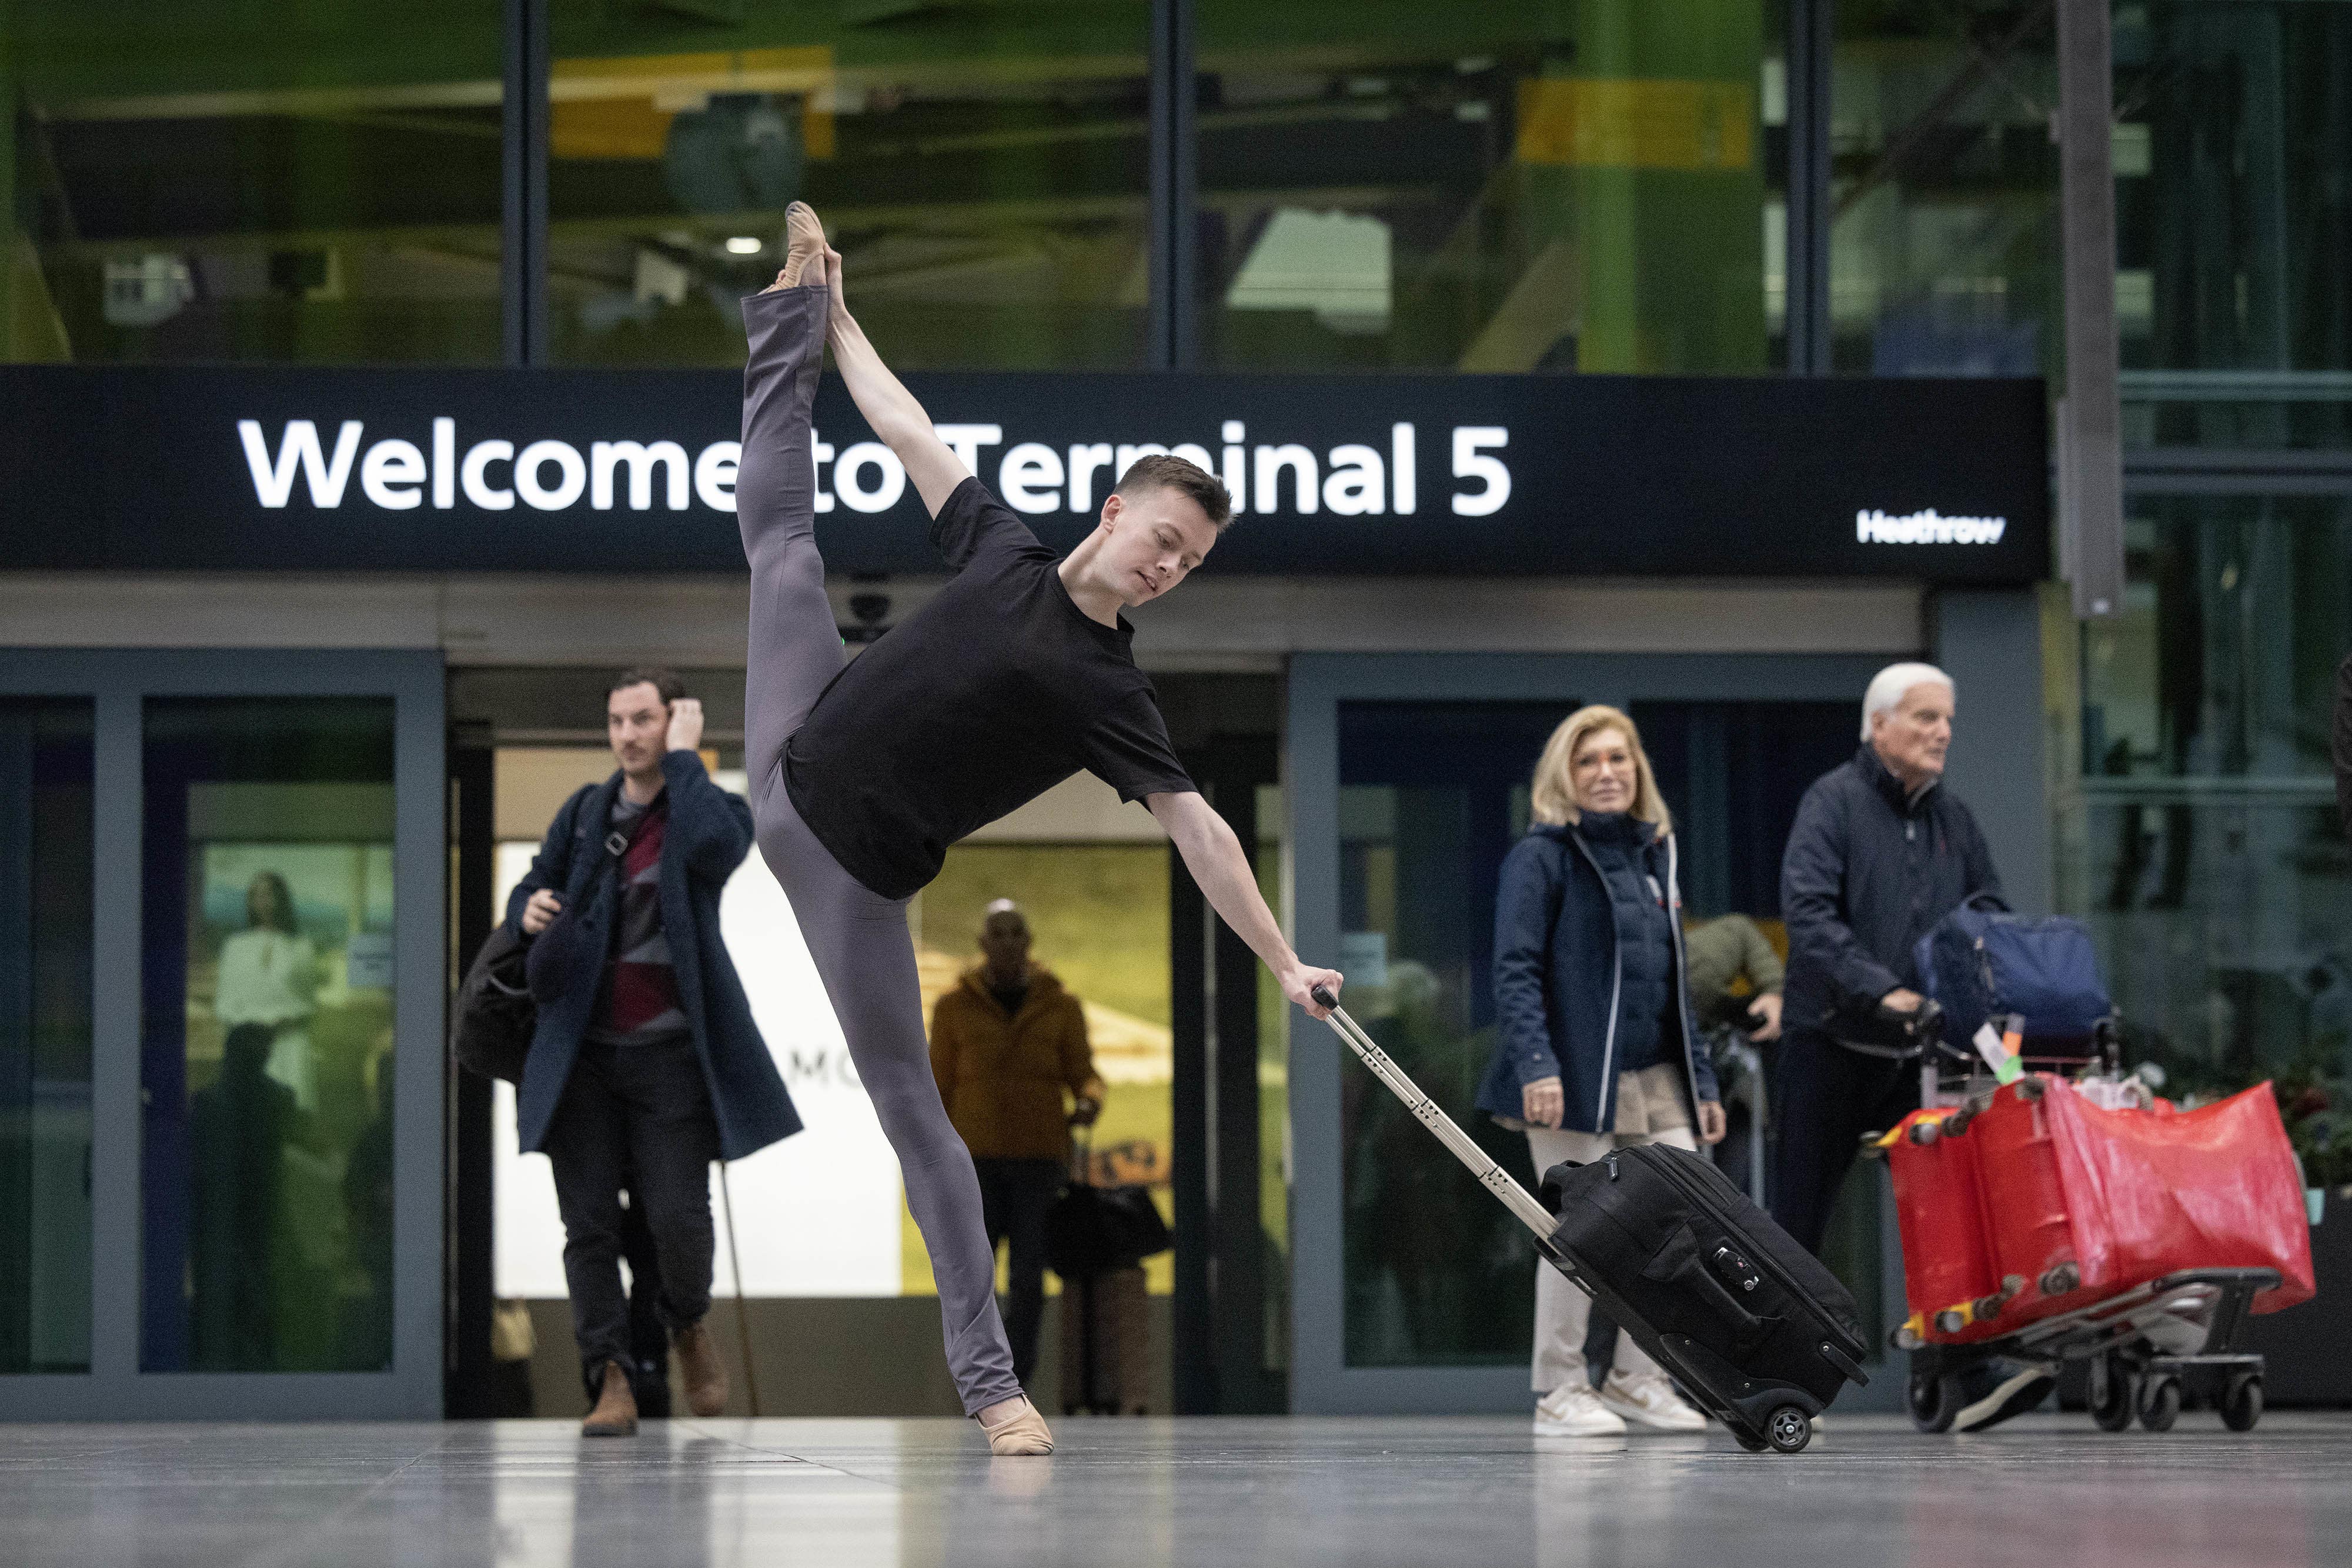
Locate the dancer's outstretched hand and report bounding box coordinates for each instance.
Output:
[1288,967,1344,1019]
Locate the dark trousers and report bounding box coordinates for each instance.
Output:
[546,1038,720,1399]
[974,1158,1063,1388]
[1768,1029,1919,1256]
[619,1184,671,1416]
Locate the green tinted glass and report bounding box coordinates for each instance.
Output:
[4,1,502,364]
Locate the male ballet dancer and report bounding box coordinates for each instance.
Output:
[737,204,1341,1454]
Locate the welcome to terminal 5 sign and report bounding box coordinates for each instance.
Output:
[0,366,2049,581]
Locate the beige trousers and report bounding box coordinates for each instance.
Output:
[1526,1062,1698,1394]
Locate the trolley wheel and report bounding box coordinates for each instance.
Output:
[2089,1359,2135,1433]
[1733,1427,1770,1453]
[1909,1371,1962,1433]
[1765,1404,1814,1454]
[2222,1375,2264,1433]
[2137,1375,2181,1433]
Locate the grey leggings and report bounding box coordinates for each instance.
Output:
[735,283,1022,1415]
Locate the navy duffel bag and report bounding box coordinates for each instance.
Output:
[1915,893,2112,1046]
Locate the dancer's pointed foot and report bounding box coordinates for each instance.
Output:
[763,201,828,293]
[977,1394,1054,1455]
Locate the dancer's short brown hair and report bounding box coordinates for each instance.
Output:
[1114,452,1234,530]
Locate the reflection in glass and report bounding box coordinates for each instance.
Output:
[1828,0,2058,376]
[0,701,94,1375]
[547,8,1150,367]
[2116,1,2352,449]
[1200,4,1780,373]
[1338,702,1571,1367]
[3,2,503,365]
[2067,494,2352,1088]
[142,699,398,1372]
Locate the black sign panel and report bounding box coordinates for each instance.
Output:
[0,365,2047,581]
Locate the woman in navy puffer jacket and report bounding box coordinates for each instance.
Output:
[1476,706,1725,1437]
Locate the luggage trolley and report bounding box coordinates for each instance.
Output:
[1881,1024,2280,1436]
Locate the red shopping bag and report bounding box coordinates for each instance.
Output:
[2043,1081,2316,1312]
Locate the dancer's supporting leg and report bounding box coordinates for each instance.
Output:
[736,228,1027,1424]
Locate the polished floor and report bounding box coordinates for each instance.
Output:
[7,1412,2345,1567]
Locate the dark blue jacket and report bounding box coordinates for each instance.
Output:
[1478,821,1719,1134]
[506,750,800,1161]
[1780,745,2002,1041]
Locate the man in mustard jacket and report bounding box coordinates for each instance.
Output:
[929,900,1104,1388]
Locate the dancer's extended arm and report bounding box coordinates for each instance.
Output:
[1148,790,1342,1018]
[821,253,970,516]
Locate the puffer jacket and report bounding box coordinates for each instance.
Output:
[928,964,1106,1161]
[1477,820,1720,1135]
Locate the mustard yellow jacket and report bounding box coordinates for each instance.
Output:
[928,964,1104,1161]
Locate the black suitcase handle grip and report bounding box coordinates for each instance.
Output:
[1311,984,1338,1009]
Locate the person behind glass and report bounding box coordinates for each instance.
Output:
[1476,706,1726,1438]
[1769,664,2000,1265]
[927,899,1105,1390]
[214,870,320,1112]
[508,669,800,1437]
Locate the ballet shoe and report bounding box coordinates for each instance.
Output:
[767,201,828,292]
[977,1395,1055,1456]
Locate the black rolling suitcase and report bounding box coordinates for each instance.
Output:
[1311,987,1867,1453]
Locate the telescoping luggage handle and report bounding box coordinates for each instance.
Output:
[1309,985,1559,1241]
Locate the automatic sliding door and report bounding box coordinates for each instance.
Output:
[140,698,399,1375]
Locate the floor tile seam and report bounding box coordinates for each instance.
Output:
[229,1424,466,1568]
[667,1420,907,1491]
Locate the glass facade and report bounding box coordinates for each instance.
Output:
[2063,0,2352,1171]
[1829,0,2060,376]
[2,1,503,365]
[546,6,1151,369]
[0,702,93,1376]
[1198,2,1782,373]
[141,699,398,1373]
[2116,1,2352,447]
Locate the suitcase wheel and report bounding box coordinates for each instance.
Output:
[1764,1404,1813,1454]
[1733,1428,1769,1453]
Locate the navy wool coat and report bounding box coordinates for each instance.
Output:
[1478,821,1720,1136]
[505,750,800,1161]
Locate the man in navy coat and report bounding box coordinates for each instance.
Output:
[509,668,799,1435]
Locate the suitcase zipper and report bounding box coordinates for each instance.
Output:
[1632,1149,1867,1358]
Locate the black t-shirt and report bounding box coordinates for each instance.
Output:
[783,477,1196,899]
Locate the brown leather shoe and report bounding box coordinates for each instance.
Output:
[674,1320,730,1417]
[581,1359,639,1437]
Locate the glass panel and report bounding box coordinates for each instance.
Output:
[1198,2,1782,372]
[2069,496,2352,1105]
[0,701,93,1375]
[142,698,398,1372]
[4,2,503,364]
[2116,1,2352,448]
[1829,0,2059,375]
[1338,701,1572,1367]
[1204,5,1769,373]
[546,8,1150,367]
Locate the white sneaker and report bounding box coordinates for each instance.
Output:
[1533,1380,1628,1437]
[1598,1368,1707,1432]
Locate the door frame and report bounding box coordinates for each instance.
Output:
[0,649,445,1419]
[1283,650,1903,1415]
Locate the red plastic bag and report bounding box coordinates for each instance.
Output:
[2043,1081,2316,1312]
